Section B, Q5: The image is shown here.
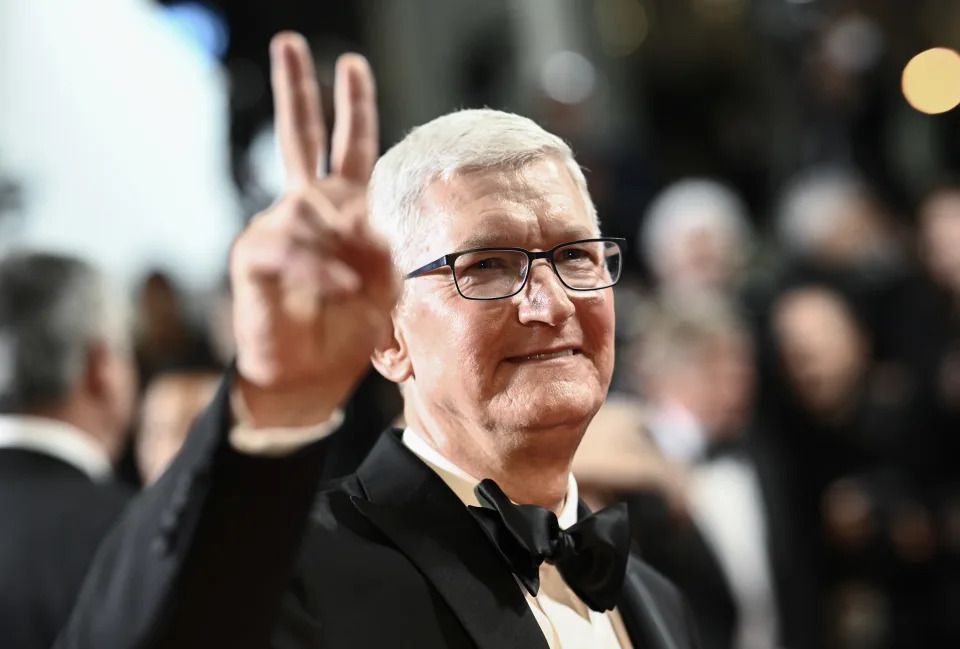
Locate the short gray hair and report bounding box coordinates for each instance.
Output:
[0,251,130,413]
[633,294,747,382]
[369,108,598,273]
[776,166,868,257]
[640,178,753,279]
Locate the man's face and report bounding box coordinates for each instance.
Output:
[921,191,960,293]
[773,288,867,418]
[397,157,615,442]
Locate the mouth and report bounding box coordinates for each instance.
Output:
[506,349,581,363]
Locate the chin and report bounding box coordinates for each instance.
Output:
[509,380,604,430]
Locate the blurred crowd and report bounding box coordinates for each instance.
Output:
[578,172,960,649]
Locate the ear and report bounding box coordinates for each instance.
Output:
[82,340,113,401]
[371,316,413,384]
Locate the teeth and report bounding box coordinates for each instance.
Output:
[521,350,574,361]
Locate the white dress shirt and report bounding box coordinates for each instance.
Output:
[648,405,782,649]
[0,415,112,482]
[402,428,624,649]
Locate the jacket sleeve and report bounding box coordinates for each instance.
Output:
[55,371,335,649]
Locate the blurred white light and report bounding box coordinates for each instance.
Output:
[162,2,229,61]
[249,123,285,198]
[541,51,596,104]
[0,0,241,289]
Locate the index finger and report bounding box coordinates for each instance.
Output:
[270,32,327,189]
[330,53,379,183]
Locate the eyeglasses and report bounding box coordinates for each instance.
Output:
[404,238,626,300]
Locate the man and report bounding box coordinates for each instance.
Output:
[628,297,813,649]
[136,370,220,485]
[0,252,136,649]
[58,33,698,649]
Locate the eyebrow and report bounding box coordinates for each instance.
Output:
[454,228,597,251]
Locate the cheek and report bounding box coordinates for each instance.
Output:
[407,300,511,384]
[577,295,616,373]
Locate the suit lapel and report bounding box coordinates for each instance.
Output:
[571,501,686,649]
[354,430,548,649]
[618,554,681,649]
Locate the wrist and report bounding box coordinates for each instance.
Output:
[233,373,341,429]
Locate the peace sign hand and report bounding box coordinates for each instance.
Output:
[231,32,399,428]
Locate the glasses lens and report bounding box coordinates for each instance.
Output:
[453,249,529,298]
[554,240,622,290]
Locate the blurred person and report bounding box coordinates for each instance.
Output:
[57,34,699,649]
[621,296,811,649]
[205,276,235,368]
[640,179,754,299]
[0,252,136,649]
[136,371,220,485]
[134,270,219,386]
[771,284,939,649]
[573,395,689,515]
[775,167,902,276]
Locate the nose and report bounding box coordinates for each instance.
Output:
[516,260,576,326]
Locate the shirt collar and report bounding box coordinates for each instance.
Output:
[0,415,112,482]
[401,427,580,529]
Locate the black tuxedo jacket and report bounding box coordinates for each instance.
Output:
[0,447,132,649]
[58,377,700,649]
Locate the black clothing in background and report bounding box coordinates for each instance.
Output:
[624,431,816,649]
[0,449,131,649]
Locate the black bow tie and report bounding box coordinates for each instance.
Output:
[466,478,630,612]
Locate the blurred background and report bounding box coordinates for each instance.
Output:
[2,0,960,648]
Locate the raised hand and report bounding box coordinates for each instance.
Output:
[230,32,399,427]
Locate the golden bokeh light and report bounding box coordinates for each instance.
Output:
[595,0,650,58]
[902,47,960,115]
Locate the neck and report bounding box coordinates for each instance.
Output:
[404,402,579,514]
[28,398,118,463]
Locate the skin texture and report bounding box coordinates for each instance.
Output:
[373,158,616,512]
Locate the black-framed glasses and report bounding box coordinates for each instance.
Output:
[404,238,626,300]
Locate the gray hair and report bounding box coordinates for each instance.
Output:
[776,166,869,257]
[640,178,753,279]
[633,294,747,382]
[0,251,130,413]
[368,108,598,274]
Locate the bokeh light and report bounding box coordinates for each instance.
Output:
[541,51,597,104]
[594,0,650,58]
[162,2,230,61]
[901,47,960,115]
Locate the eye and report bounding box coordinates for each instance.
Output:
[558,246,595,263]
[469,257,506,271]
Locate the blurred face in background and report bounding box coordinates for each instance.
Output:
[137,372,219,484]
[93,339,138,460]
[651,331,755,440]
[138,273,185,341]
[920,189,960,295]
[660,225,741,294]
[773,288,868,421]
